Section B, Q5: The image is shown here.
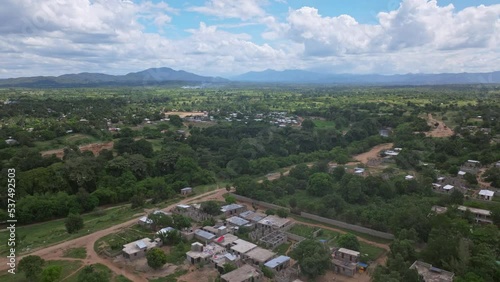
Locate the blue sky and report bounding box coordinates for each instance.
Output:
[0,0,499,78]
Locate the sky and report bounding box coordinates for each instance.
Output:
[0,0,499,78]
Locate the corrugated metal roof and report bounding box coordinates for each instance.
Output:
[264,255,290,268]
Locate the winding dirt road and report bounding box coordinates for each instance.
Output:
[0,188,229,281]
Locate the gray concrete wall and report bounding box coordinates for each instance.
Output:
[231,194,290,212]
[300,212,394,240]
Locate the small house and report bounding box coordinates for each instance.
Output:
[442,184,454,193]
[230,239,257,256]
[405,175,414,181]
[194,229,216,243]
[332,248,360,277]
[221,264,262,282]
[225,216,250,230]
[214,233,239,249]
[122,238,159,260]
[186,242,225,265]
[257,215,292,231]
[239,211,266,223]
[180,187,193,195]
[220,204,246,216]
[409,261,454,282]
[244,247,276,266]
[457,205,492,224]
[478,189,494,201]
[264,255,291,272]
[5,138,17,145]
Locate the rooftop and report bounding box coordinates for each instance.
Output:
[220,204,244,212]
[458,171,466,176]
[186,243,225,259]
[194,229,216,241]
[338,248,360,257]
[226,216,250,226]
[443,185,454,190]
[214,233,239,247]
[245,247,276,263]
[221,264,260,282]
[264,255,290,268]
[479,190,494,197]
[457,205,491,216]
[177,204,191,209]
[181,187,193,191]
[410,261,454,282]
[122,238,156,254]
[239,211,266,222]
[230,239,257,254]
[258,215,292,229]
[157,227,175,235]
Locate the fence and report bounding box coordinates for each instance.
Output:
[300,212,394,240]
[230,194,290,212]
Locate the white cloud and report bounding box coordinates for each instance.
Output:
[188,0,267,20]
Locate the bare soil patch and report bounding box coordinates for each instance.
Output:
[165,111,206,118]
[425,114,454,138]
[353,143,394,165]
[41,141,114,159]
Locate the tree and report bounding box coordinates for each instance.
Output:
[40,265,62,282]
[146,248,168,270]
[65,213,84,234]
[130,194,145,209]
[157,229,181,245]
[276,208,289,218]
[307,173,333,196]
[169,115,183,127]
[449,189,464,205]
[18,255,45,282]
[172,214,191,230]
[225,194,236,204]
[201,201,221,216]
[77,265,110,282]
[222,263,237,274]
[291,240,331,278]
[301,119,316,131]
[336,233,360,251]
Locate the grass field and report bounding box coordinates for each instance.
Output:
[149,269,188,282]
[63,247,87,259]
[94,225,153,255]
[312,120,336,129]
[0,205,143,256]
[65,263,112,282]
[0,260,83,282]
[274,241,292,256]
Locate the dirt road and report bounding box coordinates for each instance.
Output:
[0,188,229,281]
[425,114,454,138]
[353,143,394,164]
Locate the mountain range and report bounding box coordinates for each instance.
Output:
[0,67,499,87]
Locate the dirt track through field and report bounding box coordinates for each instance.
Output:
[353,143,394,164]
[425,114,454,137]
[41,141,114,159]
[0,188,229,281]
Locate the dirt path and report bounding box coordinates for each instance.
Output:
[477,168,492,188]
[41,141,114,159]
[0,188,229,281]
[353,143,394,164]
[425,114,454,138]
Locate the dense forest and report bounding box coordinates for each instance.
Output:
[0,85,499,281]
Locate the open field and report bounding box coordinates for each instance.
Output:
[425,113,454,137]
[165,111,206,118]
[353,143,394,165]
[0,260,83,282]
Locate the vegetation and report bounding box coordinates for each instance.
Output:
[336,233,360,251]
[18,255,45,282]
[146,248,168,270]
[63,247,87,259]
[291,239,331,278]
[65,213,84,234]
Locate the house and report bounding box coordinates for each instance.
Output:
[457,171,466,177]
[239,211,266,223]
[221,264,262,282]
[243,247,276,266]
[457,206,492,224]
[354,168,365,175]
[264,255,291,272]
[138,210,171,228]
[214,233,240,250]
[186,242,225,265]
[332,248,360,277]
[225,216,250,230]
[460,160,481,174]
[122,238,159,260]
[230,239,257,256]
[405,175,414,181]
[5,138,18,145]
[194,229,216,243]
[212,253,241,273]
[478,189,494,201]
[180,187,193,195]
[409,261,454,282]
[220,204,246,216]
[257,215,293,231]
[157,227,175,236]
[442,184,454,193]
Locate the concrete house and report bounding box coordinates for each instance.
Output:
[194,229,216,243]
[221,264,262,282]
[239,211,266,223]
[180,187,193,195]
[332,248,360,277]
[243,247,276,266]
[214,233,240,250]
[122,238,159,260]
[264,255,291,272]
[256,215,292,232]
[478,189,494,201]
[220,204,246,216]
[457,206,492,224]
[410,261,454,282]
[138,210,171,228]
[186,242,225,265]
[225,216,251,230]
[230,239,257,256]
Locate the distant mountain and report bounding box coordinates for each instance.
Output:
[0,67,227,87]
[233,69,500,85]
